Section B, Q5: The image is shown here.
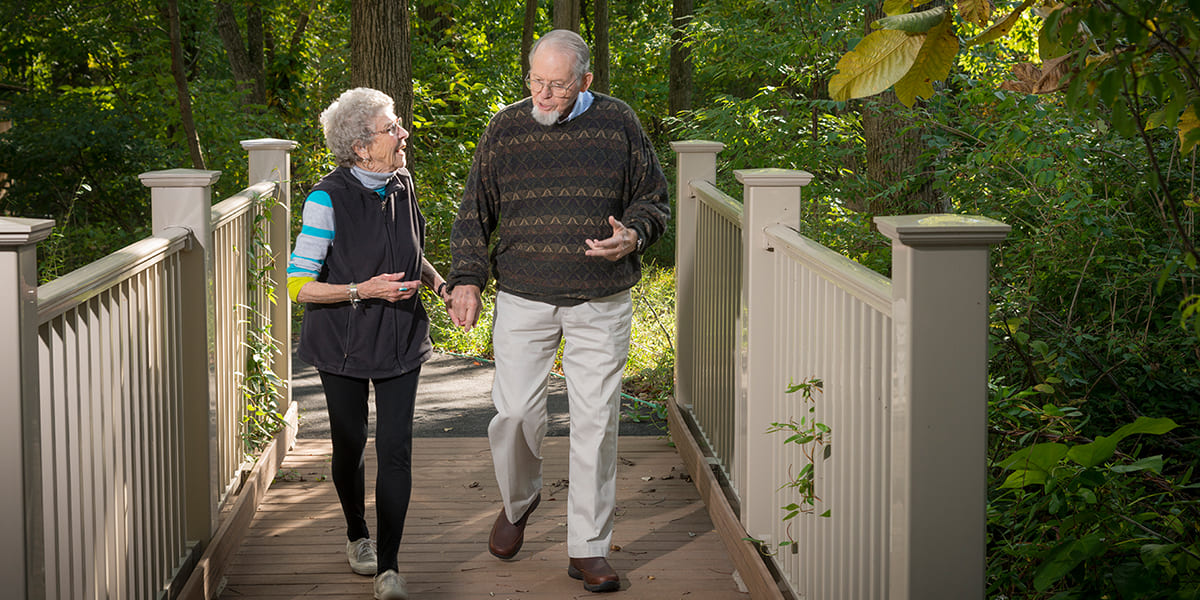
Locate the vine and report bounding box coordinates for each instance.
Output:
[237,188,287,454]
[754,377,831,554]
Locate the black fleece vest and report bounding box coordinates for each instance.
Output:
[297,167,432,378]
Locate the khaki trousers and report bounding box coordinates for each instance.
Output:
[488,290,633,558]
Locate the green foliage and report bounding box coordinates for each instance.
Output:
[239,191,287,453]
[6,4,1200,596]
[766,378,830,526]
[987,405,1200,598]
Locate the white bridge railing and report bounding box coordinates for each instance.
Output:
[670,140,1009,600]
[1,139,297,599]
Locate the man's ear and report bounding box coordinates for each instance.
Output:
[578,72,594,93]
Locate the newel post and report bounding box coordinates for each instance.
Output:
[0,217,54,599]
[140,168,222,547]
[736,168,812,539]
[874,214,1010,600]
[669,140,724,415]
[242,138,298,416]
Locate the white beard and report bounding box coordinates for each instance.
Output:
[532,105,561,126]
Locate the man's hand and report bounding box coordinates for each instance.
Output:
[449,284,483,331]
[585,216,638,261]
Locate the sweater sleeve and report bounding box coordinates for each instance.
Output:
[620,108,671,250]
[287,189,335,301]
[448,124,500,290]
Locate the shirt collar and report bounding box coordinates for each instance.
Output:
[559,90,594,123]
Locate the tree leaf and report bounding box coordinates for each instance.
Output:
[895,14,958,106]
[958,0,993,27]
[1034,534,1108,591]
[1179,104,1200,154]
[1001,469,1047,488]
[966,0,1036,46]
[1110,455,1164,474]
[829,29,925,101]
[875,6,946,33]
[1067,416,1178,468]
[884,0,914,15]
[1033,54,1075,93]
[998,442,1068,472]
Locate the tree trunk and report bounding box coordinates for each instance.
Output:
[165,0,205,169]
[592,0,609,94]
[417,0,452,36]
[214,1,266,106]
[522,0,538,89]
[553,0,580,32]
[290,0,318,51]
[668,0,694,115]
[855,3,939,215]
[351,0,413,156]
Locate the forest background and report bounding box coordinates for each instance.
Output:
[1,0,1198,597]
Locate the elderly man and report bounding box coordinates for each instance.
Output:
[447,29,670,593]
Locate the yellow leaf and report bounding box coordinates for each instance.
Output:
[958,0,994,27]
[1181,105,1200,154]
[829,29,925,102]
[966,0,1036,46]
[896,14,959,106]
[884,0,914,15]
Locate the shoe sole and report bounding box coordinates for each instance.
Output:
[567,565,620,593]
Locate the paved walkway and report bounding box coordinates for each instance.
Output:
[292,350,668,439]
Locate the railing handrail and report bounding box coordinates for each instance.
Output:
[672,140,1009,600]
[762,222,892,316]
[36,229,190,323]
[211,181,277,229]
[5,138,297,600]
[691,180,743,224]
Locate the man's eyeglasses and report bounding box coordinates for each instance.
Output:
[372,118,403,137]
[524,75,577,98]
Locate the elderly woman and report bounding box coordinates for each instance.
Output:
[287,87,450,600]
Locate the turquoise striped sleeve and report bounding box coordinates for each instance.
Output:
[288,190,334,278]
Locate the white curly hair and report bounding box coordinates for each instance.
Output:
[320,87,394,167]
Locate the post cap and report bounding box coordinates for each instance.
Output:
[670,140,726,153]
[139,169,222,188]
[874,214,1011,247]
[0,216,55,245]
[734,168,814,187]
[241,138,299,151]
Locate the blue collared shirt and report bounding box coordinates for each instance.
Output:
[561,90,594,123]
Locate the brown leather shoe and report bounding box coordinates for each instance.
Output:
[567,556,621,593]
[488,494,540,559]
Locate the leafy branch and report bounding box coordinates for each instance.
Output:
[764,377,830,551]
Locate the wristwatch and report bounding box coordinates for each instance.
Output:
[635,231,645,253]
[347,282,360,308]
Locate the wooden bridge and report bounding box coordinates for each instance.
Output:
[3,138,1007,599]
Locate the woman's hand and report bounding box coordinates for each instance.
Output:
[359,272,420,303]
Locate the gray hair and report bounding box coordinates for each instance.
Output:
[529,29,591,82]
[319,87,394,167]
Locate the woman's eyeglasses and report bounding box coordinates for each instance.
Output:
[373,118,403,137]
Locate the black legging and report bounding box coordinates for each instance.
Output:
[319,367,419,574]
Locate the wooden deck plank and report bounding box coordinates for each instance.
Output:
[218,437,751,599]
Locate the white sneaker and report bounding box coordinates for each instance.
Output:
[346,538,377,576]
[374,569,409,600]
